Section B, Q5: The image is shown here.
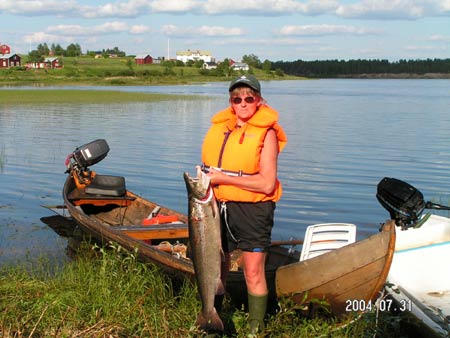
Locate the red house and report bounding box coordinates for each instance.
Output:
[45,57,62,68]
[0,54,21,68]
[0,44,11,55]
[135,54,153,65]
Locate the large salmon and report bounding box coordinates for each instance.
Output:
[183,167,224,332]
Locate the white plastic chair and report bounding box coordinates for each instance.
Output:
[300,223,357,261]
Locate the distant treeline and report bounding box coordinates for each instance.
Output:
[271,58,450,77]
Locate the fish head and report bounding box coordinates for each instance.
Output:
[183,166,212,201]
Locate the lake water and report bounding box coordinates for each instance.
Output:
[1,79,450,266]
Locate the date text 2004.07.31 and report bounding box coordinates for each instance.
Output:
[345,298,412,313]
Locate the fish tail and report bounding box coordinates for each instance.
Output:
[196,307,224,333]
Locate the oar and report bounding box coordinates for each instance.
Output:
[41,204,70,217]
[270,239,303,247]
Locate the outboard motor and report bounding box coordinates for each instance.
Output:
[65,139,110,183]
[72,138,110,169]
[65,139,125,197]
[376,177,425,228]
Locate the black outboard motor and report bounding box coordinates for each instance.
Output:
[65,139,125,197]
[376,177,425,228]
[72,139,110,170]
[66,139,110,180]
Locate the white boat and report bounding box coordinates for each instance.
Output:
[377,177,450,337]
[385,213,450,337]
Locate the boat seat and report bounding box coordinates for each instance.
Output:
[85,174,126,197]
[300,223,357,261]
[114,223,188,240]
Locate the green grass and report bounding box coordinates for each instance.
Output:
[0,243,200,337]
[0,90,198,104]
[0,242,414,337]
[0,55,304,87]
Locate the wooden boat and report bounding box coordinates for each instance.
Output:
[276,220,395,316]
[57,139,396,315]
[384,213,450,337]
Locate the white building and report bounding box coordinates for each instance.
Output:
[176,49,212,63]
[231,62,249,71]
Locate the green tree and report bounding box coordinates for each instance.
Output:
[28,50,44,65]
[66,43,82,57]
[37,43,50,56]
[126,58,134,71]
[217,58,232,77]
[51,43,65,56]
[242,54,261,69]
[262,59,272,73]
[102,47,126,57]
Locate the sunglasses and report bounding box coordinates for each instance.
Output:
[232,96,256,104]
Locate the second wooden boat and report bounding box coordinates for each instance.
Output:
[276,220,395,316]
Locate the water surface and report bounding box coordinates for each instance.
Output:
[1,79,450,265]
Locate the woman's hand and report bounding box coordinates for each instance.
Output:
[206,167,228,186]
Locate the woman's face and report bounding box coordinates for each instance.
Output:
[229,87,261,123]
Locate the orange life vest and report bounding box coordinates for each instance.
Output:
[202,104,287,202]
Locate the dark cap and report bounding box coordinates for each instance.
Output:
[228,75,261,93]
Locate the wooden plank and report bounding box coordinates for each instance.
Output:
[71,199,134,207]
[115,223,188,240]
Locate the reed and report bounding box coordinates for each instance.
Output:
[0,146,5,172]
[0,242,409,337]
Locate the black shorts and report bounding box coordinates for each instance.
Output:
[220,201,275,253]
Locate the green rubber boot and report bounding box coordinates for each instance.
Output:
[247,293,268,336]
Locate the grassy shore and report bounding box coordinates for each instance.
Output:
[0,242,418,338]
[0,56,303,87]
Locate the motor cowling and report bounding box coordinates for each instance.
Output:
[72,139,110,169]
[376,177,425,228]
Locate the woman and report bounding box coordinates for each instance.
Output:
[202,74,287,334]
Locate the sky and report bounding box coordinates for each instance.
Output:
[1,0,449,62]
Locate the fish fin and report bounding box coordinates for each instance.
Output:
[196,307,224,332]
[216,280,225,296]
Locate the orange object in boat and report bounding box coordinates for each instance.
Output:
[142,215,179,225]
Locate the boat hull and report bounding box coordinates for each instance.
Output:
[276,221,395,316]
[386,214,450,336]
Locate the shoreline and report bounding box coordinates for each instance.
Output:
[338,73,450,79]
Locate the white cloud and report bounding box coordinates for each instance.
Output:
[428,34,450,41]
[24,32,71,44]
[279,24,382,36]
[404,44,440,51]
[161,24,244,37]
[1,0,450,19]
[151,0,200,13]
[335,0,449,19]
[0,0,79,15]
[82,0,151,18]
[130,24,151,34]
[201,0,338,15]
[45,22,150,36]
